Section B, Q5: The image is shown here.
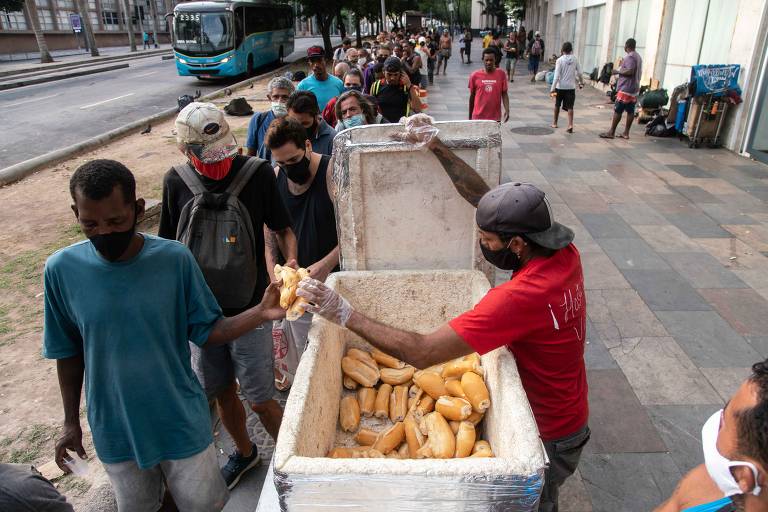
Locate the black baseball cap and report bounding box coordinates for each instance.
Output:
[476,183,574,250]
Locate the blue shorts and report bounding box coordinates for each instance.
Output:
[190,324,275,404]
[614,100,636,115]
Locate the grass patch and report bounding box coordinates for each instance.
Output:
[0,306,10,336]
[1,423,58,464]
[58,474,92,495]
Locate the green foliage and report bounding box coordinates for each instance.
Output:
[0,0,24,13]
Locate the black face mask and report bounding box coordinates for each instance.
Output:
[88,206,137,262]
[305,121,318,142]
[281,152,312,185]
[480,240,522,271]
[377,55,387,63]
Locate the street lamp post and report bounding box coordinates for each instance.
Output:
[380,0,386,32]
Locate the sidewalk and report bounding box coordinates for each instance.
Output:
[427,54,768,510]
[0,43,172,72]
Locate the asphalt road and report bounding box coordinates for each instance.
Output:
[0,36,339,169]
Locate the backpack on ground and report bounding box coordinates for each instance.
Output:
[224,97,253,116]
[589,67,599,81]
[531,39,542,57]
[175,158,263,309]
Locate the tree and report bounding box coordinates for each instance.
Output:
[74,0,99,56]
[121,0,136,51]
[0,0,53,63]
[296,0,347,57]
[478,0,508,28]
[148,0,160,47]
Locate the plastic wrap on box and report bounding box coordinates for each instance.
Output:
[273,270,547,511]
[330,121,502,284]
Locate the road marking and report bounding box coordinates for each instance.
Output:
[79,93,134,109]
[2,93,61,108]
[134,71,157,78]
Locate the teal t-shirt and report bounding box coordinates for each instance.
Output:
[296,74,344,110]
[42,235,223,469]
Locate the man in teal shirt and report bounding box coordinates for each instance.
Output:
[296,45,344,110]
[44,159,285,511]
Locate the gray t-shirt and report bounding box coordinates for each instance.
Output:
[0,463,74,511]
[617,51,642,95]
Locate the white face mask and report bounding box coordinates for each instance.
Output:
[358,57,367,66]
[702,409,762,497]
[271,102,287,117]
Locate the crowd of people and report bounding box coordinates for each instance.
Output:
[0,27,759,512]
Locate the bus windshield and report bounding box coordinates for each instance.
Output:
[174,12,234,55]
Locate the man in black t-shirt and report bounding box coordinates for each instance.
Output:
[158,102,298,490]
[370,57,422,123]
[263,116,340,361]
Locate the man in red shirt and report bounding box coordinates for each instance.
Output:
[469,47,510,122]
[297,118,588,512]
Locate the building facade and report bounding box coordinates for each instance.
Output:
[522,0,768,164]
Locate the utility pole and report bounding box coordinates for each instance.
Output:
[380,0,386,32]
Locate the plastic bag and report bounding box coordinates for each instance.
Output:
[273,320,299,391]
[389,113,440,149]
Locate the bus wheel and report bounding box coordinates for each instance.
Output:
[246,54,254,77]
[278,46,284,64]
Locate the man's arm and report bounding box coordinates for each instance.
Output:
[429,137,490,207]
[54,355,87,472]
[346,312,473,369]
[264,227,297,281]
[307,245,339,283]
[206,282,284,344]
[502,90,510,123]
[274,227,298,266]
[468,90,475,119]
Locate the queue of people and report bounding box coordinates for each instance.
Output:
[21,30,761,512]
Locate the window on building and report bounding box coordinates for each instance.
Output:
[34,0,56,29]
[552,13,561,57]
[0,10,27,30]
[583,4,605,74]
[565,9,576,48]
[102,11,120,30]
[56,11,73,29]
[662,0,738,90]
[614,0,651,61]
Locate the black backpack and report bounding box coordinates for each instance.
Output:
[598,63,613,84]
[174,158,263,309]
[224,97,253,116]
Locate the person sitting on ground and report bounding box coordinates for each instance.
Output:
[286,91,337,156]
[332,38,351,68]
[655,359,768,512]
[364,44,392,93]
[333,61,350,81]
[550,42,583,134]
[370,57,422,123]
[246,76,294,162]
[600,38,642,140]
[160,102,298,488]
[322,68,365,128]
[334,90,384,130]
[46,160,286,511]
[469,47,510,123]
[297,45,344,111]
[0,463,74,511]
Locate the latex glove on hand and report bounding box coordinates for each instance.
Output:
[296,277,354,326]
[390,113,440,149]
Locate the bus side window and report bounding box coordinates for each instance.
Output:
[234,7,244,46]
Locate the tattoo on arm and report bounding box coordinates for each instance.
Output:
[431,141,490,208]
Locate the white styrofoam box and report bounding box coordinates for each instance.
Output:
[273,270,546,511]
[331,121,502,284]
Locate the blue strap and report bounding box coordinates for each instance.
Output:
[682,497,734,512]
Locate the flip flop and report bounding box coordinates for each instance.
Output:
[618,134,630,140]
[599,133,614,139]
[551,124,558,128]
[566,127,573,134]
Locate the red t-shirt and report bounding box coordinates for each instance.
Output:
[449,244,588,441]
[468,68,508,121]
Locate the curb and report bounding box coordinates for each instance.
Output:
[0,63,130,91]
[0,48,170,79]
[0,61,294,187]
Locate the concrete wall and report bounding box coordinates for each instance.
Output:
[0,31,170,54]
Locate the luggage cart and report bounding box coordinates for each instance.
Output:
[686,92,729,148]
